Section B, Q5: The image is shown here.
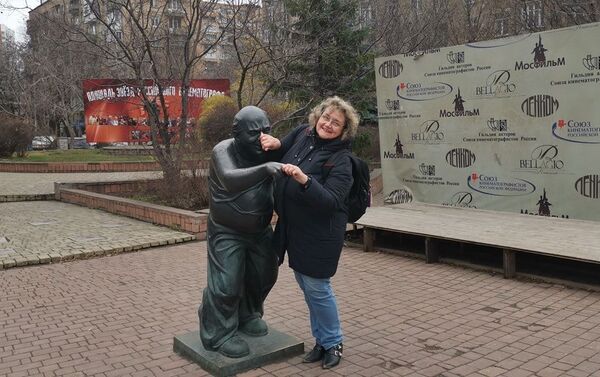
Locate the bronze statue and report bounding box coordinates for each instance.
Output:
[198,106,282,358]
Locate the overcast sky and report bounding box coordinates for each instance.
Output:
[0,0,38,42]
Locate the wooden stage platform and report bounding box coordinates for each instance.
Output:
[355,203,600,279]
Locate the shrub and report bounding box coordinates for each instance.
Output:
[197,95,237,149]
[0,114,34,157]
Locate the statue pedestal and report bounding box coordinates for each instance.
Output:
[173,330,304,377]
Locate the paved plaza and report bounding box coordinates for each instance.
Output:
[0,201,194,269]
[3,242,600,376]
[0,171,161,197]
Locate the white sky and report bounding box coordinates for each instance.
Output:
[0,0,36,42]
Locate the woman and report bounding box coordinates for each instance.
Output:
[260,96,359,369]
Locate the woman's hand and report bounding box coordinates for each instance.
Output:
[281,164,309,185]
[260,132,281,151]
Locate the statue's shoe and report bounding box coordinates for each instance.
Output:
[218,335,250,358]
[239,318,268,337]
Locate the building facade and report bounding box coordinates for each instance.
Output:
[0,24,16,48]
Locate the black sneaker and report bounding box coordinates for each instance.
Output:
[322,343,343,369]
[302,344,325,363]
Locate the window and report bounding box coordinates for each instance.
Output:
[151,16,160,28]
[89,23,97,35]
[169,16,182,30]
[108,9,122,26]
[464,0,475,7]
[357,3,372,29]
[168,0,182,11]
[522,0,543,28]
[412,0,421,12]
[495,11,510,37]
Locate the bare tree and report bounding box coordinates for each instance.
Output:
[46,0,240,181]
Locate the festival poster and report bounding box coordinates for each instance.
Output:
[83,79,230,143]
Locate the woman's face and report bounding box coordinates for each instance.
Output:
[316,107,345,140]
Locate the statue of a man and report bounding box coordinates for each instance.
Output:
[199,106,282,358]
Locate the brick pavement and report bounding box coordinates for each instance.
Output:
[0,201,194,269]
[0,172,161,197]
[3,242,600,376]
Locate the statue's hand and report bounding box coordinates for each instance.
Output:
[260,133,281,151]
[266,161,283,177]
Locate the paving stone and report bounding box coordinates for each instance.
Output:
[0,201,194,270]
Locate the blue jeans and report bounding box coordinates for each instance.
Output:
[294,271,343,350]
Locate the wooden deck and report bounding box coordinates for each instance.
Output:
[355,203,600,278]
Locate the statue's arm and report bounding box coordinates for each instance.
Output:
[212,141,282,192]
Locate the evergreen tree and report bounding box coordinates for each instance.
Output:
[276,0,375,117]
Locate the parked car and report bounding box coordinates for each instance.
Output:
[72,137,89,149]
[31,136,55,150]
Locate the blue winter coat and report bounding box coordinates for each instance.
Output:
[271,124,353,278]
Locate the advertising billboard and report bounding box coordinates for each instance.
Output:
[83,79,230,143]
[375,22,600,221]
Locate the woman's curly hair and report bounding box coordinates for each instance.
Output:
[308,96,359,140]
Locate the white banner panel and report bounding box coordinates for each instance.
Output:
[375,23,600,221]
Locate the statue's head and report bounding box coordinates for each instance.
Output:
[232,106,271,163]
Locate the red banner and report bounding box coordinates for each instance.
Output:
[83,79,230,143]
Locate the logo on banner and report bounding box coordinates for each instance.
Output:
[411,120,445,144]
[385,98,401,111]
[519,145,564,172]
[419,163,436,176]
[440,88,480,117]
[397,82,453,101]
[446,148,476,168]
[379,59,403,78]
[520,188,569,218]
[575,175,600,199]
[384,188,414,204]
[488,117,508,131]
[383,134,415,159]
[552,119,600,144]
[443,192,476,208]
[582,54,600,71]
[515,35,566,71]
[475,70,516,97]
[467,172,536,196]
[447,50,465,64]
[521,94,559,117]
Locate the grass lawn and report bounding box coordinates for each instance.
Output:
[1,149,156,163]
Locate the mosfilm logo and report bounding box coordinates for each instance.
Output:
[411,120,445,144]
[443,192,476,208]
[520,188,568,218]
[519,145,564,171]
[440,88,480,117]
[582,54,600,71]
[385,98,401,111]
[384,188,414,204]
[515,35,566,71]
[488,117,508,131]
[521,94,559,117]
[379,59,403,78]
[575,175,600,199]
[397,81,453,101]
[419,163,436,176]
[383,134,415,159]
[447,50,465,64]
[468,172,536,196]
[475,70,516,97]
[446,148,476,168]
[552,119,600,144]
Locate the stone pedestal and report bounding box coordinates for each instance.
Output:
[173,330,303,377]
